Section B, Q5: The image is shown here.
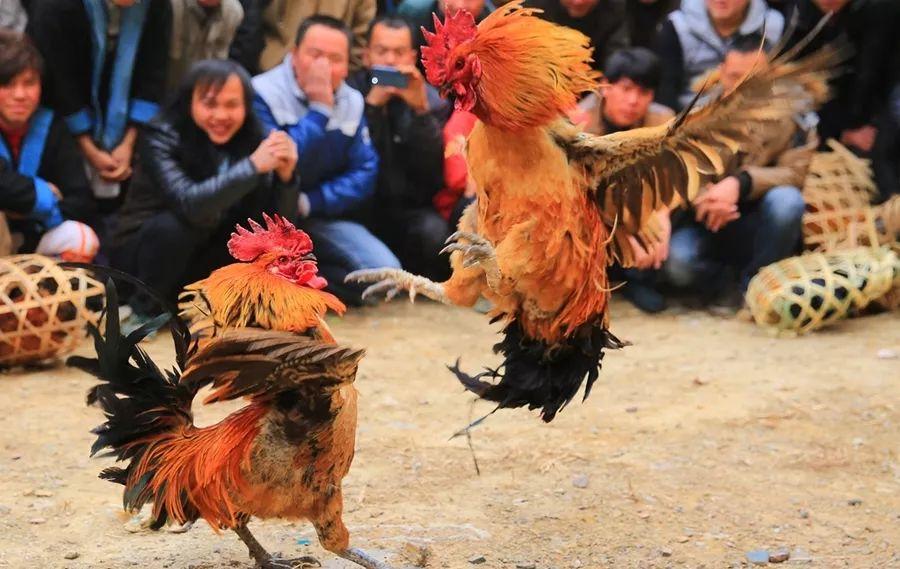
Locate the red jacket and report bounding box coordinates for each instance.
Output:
[433,110,477,220]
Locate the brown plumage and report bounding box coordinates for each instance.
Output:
[349,2,839,423]
[72,264,387,568]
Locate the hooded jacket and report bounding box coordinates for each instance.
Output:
[655,0,784,110]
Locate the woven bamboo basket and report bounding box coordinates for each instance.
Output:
[802,140,879,251]
[0,255,103,367]
[746,247,898,335]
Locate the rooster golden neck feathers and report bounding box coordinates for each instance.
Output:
[422,1,602,131]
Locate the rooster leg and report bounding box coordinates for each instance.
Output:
[441,231,510,294]
[233,524,321,569]
[345,268,449,304]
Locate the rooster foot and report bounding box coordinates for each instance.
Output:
[259,556,321,569]
[441,231,509,294]
[345,268,448,304]
[338,547,393,569]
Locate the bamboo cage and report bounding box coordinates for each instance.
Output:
[802,140,879,251]
[0,255,103,367]
[746,247,898,335]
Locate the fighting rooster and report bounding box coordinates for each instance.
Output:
[180,214,345,343]
[71,284,388,569]
[349,2,837,422]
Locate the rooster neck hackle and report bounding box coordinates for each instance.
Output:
[468,2,601,131]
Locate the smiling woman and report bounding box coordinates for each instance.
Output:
[111,59,301,327]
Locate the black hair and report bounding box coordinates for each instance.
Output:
[0,29,43,85]
[365,15,414,43]
[161,59,263,181]
[604,48,662,91]
[726,34,766,56]
[294,15,353,52]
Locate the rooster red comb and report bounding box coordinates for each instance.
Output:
[227,214,313,262]
[421,9,477,86]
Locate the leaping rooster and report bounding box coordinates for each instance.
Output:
[349,2,838,422]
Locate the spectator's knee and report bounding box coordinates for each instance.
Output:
[664,234,701,288]
[761,186,805,228]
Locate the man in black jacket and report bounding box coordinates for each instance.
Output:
[347,15,451,280]
[26,0,170,203]
[784,0,897,153]
[0,30,98,257]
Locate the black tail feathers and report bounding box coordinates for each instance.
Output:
[450,319,627,422]
[66,272,197,494]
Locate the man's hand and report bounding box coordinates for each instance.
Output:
[628,209,671,270]
[107,127,137,182]
[394,65,429,114]
[78,135,130,182]
[365,85,395,107]
[304,58,335,108]
[268,131,298,182]
[47,182,62,200]
[694,176,741,232]
[841,125,877,153]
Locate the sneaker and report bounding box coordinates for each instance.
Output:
[121,312,160,339]
[622,281,667,314]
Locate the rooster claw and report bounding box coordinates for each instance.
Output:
[259,556,321,569]
[441,231,497,270]
[345,268,448,304]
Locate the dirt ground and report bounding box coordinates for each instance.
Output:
[0,299,898,569]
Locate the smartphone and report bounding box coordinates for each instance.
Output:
[370,65,409,89]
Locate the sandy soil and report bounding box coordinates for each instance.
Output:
[0,299,898,569]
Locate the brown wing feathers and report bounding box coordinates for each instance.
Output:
[181,329,365,404]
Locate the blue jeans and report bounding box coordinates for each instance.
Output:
[664,185,805,293]
[302,218,401,305]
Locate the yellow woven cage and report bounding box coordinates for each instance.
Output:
[802,140,879,252]
[0,255,103,367]
[746,247,898,335]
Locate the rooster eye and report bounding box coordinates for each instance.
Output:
[278,256,289,263]
[455,57,465,70]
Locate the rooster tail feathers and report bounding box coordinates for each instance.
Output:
[66,274,199,524]
[450,319,625,422]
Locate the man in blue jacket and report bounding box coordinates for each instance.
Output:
[253,15,401,305]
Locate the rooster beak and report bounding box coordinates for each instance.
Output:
[302,252,317,262]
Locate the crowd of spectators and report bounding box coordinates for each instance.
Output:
[0,0,897,324]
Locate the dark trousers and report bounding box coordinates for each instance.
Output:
[371,207,453,282]
[111,210,233,315]
[663,186,806,294]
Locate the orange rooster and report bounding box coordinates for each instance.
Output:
[349,2,838,422]
[70,263,390,566]
[180,214,345,343]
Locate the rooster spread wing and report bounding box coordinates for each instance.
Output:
[550,45,840,266]
[180,329,365,404]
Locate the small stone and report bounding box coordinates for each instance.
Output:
[769,548,790,563]
[63,552,79,560]
[400,542,431,567]
[660,548,673,557]
[516,564,536,569]
[28,517,47,525]
[638,511,651,520]
[572,474,589,489]
[790,548,813,563]
[799,509,810,519]
[468,555,486,565]
[625,406,638,413]
[35,490,54,498]
[676,536,690,543]
[746,549,769,565]
[876,348,898,360]
[848,499,862,506]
